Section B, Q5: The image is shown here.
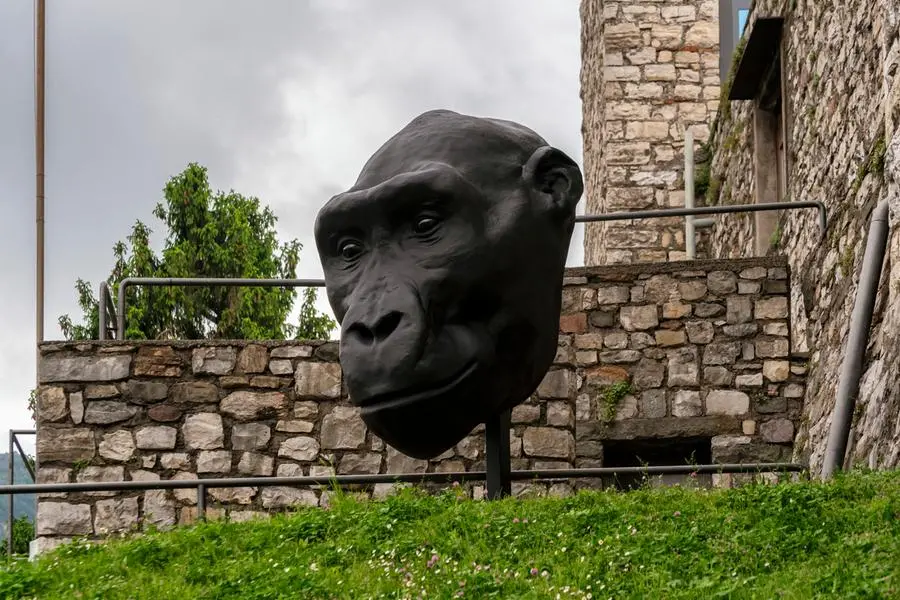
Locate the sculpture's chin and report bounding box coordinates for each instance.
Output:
[351,361,490,460]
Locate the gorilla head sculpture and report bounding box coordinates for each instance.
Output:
[314,109,583,459]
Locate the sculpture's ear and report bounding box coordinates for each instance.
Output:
[522,146,584,215]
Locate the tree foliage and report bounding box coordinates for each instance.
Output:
[59,163,336,341]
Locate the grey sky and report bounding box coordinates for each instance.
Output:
[0,0,584,452]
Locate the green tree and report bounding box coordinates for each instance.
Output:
[2,516,35,555]
[59,163,336,341]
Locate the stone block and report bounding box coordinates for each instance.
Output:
[135,426,177,450]
[742,420,757,435]
[640,389,667,418]
[339,452,383,474]
[547,401,574,427]
[672,390,701,417]
[755,297,789,319]
[706,390,750,416]
[707,271,737,295]
[295,362,342,399]
[197,450,232,474]
[134,346,182,377]
[169,381,219,404]
[702,342,741,365]
[37,387,68,422]
[191,347,236,375]
[237,452,274,476]
[620,305,659,330]
[148,404,182,422]
[98,430,135,462]
[278,436,320,461]
[703,366,732,386]
[760,419,794,443]
[269,359,293,375]
[511,403,541,424]
[537,369,572,399]
[522,427,574,459]
[69,392,84,424]
[84,401,138,425]
[632,358,665,388]
[655,330,686,347]
[221,391,287,421]
[604,332,629,349]
[236,344,268,374]
[143,490,176,529]
[36,502,92,536]
[260,487,318,509]
[678,281,707,301]
[685,321,714,343]
[723,323,758,337]
[597,286,630,304]
[209,486,257,505]
[755,338,790,358]
[183,413,224,450]
[763,361,790,382]
[756,396,787,414]
[275,420,314,433]
[160,453,190,470]
[37,427,95,463]
[735,373,763,387]
[667,347,699,386]
[574,333,604,349]
[250,376,286,389]
[321,406,367,449]
[76,466,125,497]
[271,345,314,359]
[560,313,588,333]
[294,401,319,419]
[94,497,139,534]
[726,296,753,324]
[124,381,169,404]
[695,303,724,317]
[40,354,131,383]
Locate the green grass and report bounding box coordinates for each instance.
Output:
[3,470,899,599]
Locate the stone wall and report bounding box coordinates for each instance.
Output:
[33,258,805,551]
[580,0,722,265]
[704,0,900,472]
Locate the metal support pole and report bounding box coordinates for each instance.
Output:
[822,200,890,479]
[7,431,14,556]
[685,130,697,259]
[197,484,206,521]
[485,409,512,500]
[34,0,46,373]
[11,436,35,482]
[98,283,108,341]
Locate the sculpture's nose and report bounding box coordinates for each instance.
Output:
[339,286,427,402]
[344,311,404,346]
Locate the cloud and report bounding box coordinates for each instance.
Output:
[0,0,583,447]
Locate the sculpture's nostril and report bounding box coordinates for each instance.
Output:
[346,311,404,346]
[373,311,403,341]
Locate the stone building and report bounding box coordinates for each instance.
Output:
[580,0,900,472]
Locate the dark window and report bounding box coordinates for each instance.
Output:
[602,437,713,490]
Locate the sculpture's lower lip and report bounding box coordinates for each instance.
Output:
[357,361,479,414]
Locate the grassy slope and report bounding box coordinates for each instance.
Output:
[2,470,899,599]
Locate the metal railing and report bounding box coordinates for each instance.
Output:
[2,461,806,554]
[5,429,35,557]
[97,202,828,341]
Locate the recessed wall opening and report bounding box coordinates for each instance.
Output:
[602,437,713,490]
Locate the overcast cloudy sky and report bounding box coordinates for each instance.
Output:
[0,0,584,452]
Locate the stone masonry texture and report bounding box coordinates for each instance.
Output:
[581,0,721,265]
[705,0,900,473]
[34,258,803,551]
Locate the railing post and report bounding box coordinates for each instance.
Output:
[7,430,14,557]
[685,130,697,259]
[485,410,512,500]
[197,484,206,521]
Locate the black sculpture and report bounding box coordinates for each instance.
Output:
[314,109,583,459]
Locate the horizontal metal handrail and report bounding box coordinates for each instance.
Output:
[575,201,828,234]
[1,462,805,496]
[108,202,827,340]
[115,277,327,340]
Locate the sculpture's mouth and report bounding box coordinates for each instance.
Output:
[357,360,479,415]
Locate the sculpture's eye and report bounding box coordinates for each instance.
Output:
[339,239,363,261]
[414,215,440,236]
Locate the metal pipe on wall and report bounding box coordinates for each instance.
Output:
[685,130,697,259]
[822,199,891,479]
[34,0,45,361]
[6,432,13,557]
